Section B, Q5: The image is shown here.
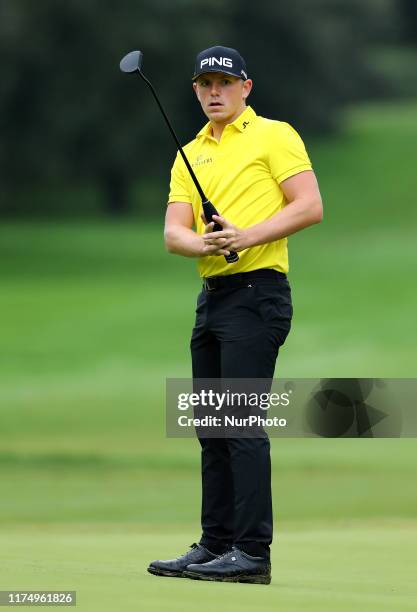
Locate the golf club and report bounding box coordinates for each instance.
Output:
[119,50,239,264]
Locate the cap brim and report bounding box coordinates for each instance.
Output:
[192,69,246,81]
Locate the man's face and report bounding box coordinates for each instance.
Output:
[193,72,252,125]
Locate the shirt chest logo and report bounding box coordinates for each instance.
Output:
[192,154,213,168]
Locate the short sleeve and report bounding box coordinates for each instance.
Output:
[168,151,192,204]
[268,122,312,184]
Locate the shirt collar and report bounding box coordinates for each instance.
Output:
[196,105,257,139]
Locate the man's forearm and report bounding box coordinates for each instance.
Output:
[244,197,323,248]
[164,225,204,257]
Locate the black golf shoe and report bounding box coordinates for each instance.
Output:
[147,543,217,578]
[184,546,271,584]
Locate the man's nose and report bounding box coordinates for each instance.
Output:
[209,82,221,95]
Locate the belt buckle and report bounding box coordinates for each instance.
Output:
[204,277,215,291]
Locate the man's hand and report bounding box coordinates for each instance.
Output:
[201,214,248,255]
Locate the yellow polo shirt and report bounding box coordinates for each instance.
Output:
[168,105,312,277]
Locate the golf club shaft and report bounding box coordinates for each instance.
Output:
[136,72,239,264]
[138,73,205,200]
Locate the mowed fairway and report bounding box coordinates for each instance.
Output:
[1,101,417,610]
[1,522,417,611]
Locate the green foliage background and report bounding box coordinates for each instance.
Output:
[1,0,416,214]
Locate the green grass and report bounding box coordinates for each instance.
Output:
[1,524,416,611]
[1,100,417,610]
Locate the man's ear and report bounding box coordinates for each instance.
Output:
[193,82,200,102]
[242,79,253,100]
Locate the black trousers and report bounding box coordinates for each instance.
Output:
[190,269,292,559]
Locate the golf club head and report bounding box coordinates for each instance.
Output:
[120,50,143,73]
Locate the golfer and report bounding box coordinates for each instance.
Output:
[148,46,323,584]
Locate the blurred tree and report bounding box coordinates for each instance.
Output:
[400,0,417,43]
[228,0,400,131]
[0,0,409,216]
[0,0,230,215]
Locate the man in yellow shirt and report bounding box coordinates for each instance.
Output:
[148,46,323,584]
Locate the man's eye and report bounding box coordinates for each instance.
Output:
[199,80,208,87]
[222,79,231,85]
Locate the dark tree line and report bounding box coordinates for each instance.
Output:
[0,0,413,216]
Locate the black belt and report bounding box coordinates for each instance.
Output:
[203,269,286,291]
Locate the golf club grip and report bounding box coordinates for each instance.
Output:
[202,200,239,264]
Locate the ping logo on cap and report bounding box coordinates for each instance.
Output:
[201,57,233,69]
